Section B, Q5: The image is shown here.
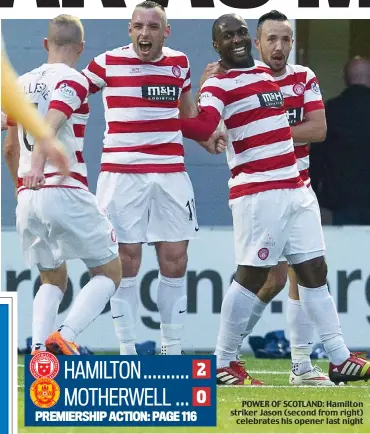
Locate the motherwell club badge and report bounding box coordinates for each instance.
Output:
[30,377,60,409]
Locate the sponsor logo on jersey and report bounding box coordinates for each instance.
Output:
[199,91,213,104]
[258,90,284,108]
[311,81,321,94]
[286,107,303,126]
[142,85,180,102]
[59,83,77,98]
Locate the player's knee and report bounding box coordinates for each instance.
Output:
[273,269,288,292]
[159,249,188,277]
[258,270,286,303]
[294,256,327,288]
[39,263,68,292]
[91,257,122,289]
[119,244,141,277]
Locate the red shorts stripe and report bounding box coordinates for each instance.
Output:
[101,163,185,174]
[229,177,304,199]
[102,143,184,156]
[17,172,88,188]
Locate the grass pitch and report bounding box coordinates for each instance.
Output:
[18,355,370,433]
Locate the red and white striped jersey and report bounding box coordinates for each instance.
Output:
[198,64,303,199]
[16,63,89,192]
[274,63,324,187]
[82,44,191,174]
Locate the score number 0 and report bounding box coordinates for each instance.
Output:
[192,360,211,406]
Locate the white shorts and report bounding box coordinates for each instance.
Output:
[96,172,199,244]
[277,186,321,263]
[16,188,118,270]
[230,187,325,267]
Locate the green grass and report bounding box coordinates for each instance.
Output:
[18,355,370,433]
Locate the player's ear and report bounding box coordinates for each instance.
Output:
[254,37,260,51]
[78,41,85,55]
[128,22,132,38]
[164,24,171,39]
[213,41,219,54]
[43,38,49,53]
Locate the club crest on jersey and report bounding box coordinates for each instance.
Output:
[311,81,321,94]
[258,90,283,108]
[142,85,180,102]
[58,83,77,98]
[293,82,305,96]
[258,248,269,260]
[172,66,181,78]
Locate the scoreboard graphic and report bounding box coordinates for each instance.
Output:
[25,354,217,427]
[0,293,17,434]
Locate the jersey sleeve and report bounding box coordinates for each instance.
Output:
[82,52,107,94]
[181,77,225,141]
[198,76,227,120]
[183,55,191,94]
[304,68,325,113]
[49,72,89,119]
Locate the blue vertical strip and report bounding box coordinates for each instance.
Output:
[0,304,9,434]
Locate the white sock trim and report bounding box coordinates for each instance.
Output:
[158,273,186,287]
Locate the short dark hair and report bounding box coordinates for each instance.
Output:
[212,14,243,42]
[135,1,165,12]
[257,10,288,34]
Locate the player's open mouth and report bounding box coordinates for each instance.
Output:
[272,54,285,62]
[231,46,247,56]
[139,41,152,53]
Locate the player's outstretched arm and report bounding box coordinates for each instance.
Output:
[180,89,226,154]
[1,51,69,175]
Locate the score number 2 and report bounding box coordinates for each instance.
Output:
[192,359,211,379]
[191,359,212,406]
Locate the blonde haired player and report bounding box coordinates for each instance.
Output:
[1,45,68,174]
[4,15,122,355]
